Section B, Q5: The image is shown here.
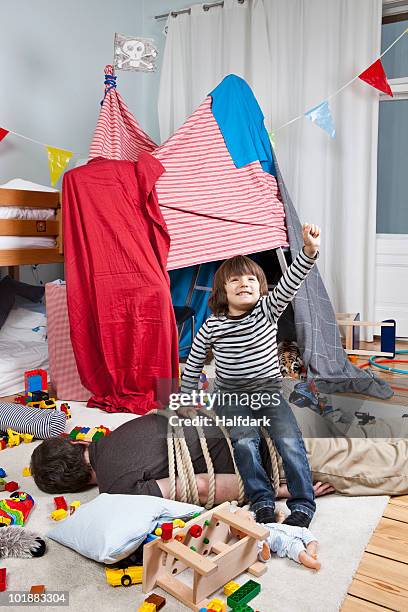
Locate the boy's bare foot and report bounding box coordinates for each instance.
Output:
[306,540,318,559]
[299,550,321,570]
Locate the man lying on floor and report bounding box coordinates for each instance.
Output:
[30,409,408,502]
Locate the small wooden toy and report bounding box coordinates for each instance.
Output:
[143,502,268,611]
[30,585,45,594]
[160,522,173,542]
[336,313,396,358]
[189,524,203,538]
[144,594,166,611]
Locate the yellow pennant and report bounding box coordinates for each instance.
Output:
[46,146,73,186]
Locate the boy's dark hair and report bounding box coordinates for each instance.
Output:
[30,438,93,494]
[208,255,268,316]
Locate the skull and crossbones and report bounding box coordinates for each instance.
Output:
[116,39,152,70]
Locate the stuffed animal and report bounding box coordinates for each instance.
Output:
[0,527,46,558]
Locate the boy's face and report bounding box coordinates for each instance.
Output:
[225,273,260,314]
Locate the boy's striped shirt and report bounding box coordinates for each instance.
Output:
[181,248,318,392]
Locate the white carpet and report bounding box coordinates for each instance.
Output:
[0,401,388,612]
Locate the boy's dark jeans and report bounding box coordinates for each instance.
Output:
[214,388,316,519]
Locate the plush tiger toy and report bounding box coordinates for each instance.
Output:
[278,341,304,378]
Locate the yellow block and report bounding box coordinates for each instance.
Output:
[137,603,156,612]
[22,467,32,477]
[21,434,34,444]
[224,580,240,596]
[207,598,227,612]
[51,509,68,521]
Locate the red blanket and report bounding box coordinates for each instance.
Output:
[62,154,179,414]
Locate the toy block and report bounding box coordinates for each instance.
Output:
[0,469,6,478]
[30,585,45,594]
[5,481,19,492]
[92,431,105,441]
[25,369,47,395]
[227,580,260,608]
[54,496,68,511]
[22,467,31,477]
[0,479,5,492]
[0,517,11,526]
[7,429,21,447]
[224,581,240,597]
[207,598,226,612]
[144,594,166,610]
[137,603,156,612]
[70,501,81,515]
[229,606,254,612]
[161,522,173,541]
[189,524,203,538]
[0,440,6,451]
[0,568,6,592]
[51,509,67,521]
[69,427,82,439]
[21,434,34,444]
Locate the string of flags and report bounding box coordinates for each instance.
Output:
[0,27,407,185]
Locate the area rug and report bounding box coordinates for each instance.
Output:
[0,401,389,612]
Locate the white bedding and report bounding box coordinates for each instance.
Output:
[0,236,56,249]
[0,306,49,397]
[0,178,58,222]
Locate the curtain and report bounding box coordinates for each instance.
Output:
[158,0,382,337]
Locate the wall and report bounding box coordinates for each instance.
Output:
[0,0,191,283]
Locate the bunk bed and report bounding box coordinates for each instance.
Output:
[0,180,63,278]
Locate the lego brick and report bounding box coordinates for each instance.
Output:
[0,568,6,592]
[207,597,227,612]
[69,501,81,515]
[137,603,156,612]
[224,581,240,597]
[0,469,6,478]
[227,580,260,608]
[22,467,31,477]
[30,585,45,594]
[51,509,67,521]
[144,593,166,610]
[5,481,19,492]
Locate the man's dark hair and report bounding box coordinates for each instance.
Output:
[30,438,93,494]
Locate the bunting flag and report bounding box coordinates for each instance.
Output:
[0,128,9,142]
[268,130,276,148]
[304,100,336,138]
[46,146,73,186]
[358,58,393,97]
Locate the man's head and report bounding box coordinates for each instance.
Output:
[209,255,268,316]
[30,437,94,494]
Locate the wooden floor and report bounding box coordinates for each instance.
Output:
[342,340,408,612]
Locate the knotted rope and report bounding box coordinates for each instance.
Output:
[150,408,280,509]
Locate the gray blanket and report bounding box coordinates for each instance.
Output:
[274,154,392,399]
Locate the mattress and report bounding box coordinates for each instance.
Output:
[0,236,56,249]
[0,177,58,222]
[0,305,49,397]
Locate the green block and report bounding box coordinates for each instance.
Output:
[228,606,254,612]
[92,431,104,441]
[227,580,260,608]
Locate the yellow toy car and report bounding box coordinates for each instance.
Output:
[27,398,57,410]
[105,565,143,587]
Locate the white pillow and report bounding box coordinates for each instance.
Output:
[47,494,203,564]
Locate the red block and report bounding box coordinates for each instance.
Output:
[0,568,6,592]
[54,496,68,511]
[161,522,173,541]
[5,481,18,492]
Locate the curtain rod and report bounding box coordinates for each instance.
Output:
[155,0,244,21]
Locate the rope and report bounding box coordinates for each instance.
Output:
[100,65,117,106]
[150,407,280,509]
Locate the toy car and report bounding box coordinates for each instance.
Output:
[105,565,143,587]
[27,398,56,410]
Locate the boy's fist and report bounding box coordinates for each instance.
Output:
[302,223,320,258]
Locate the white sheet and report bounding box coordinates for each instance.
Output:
[0,178,58,222]
[0,307,48,397]
[0,207,55,221]
[0,236,56,249]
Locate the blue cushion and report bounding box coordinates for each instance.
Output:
[47,494,203,564]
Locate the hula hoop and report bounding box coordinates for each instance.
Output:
[368,350,408,375]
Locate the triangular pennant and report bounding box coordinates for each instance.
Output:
[304,100,336,138]
[46,146,73,186]
[0,128,9,142]
[358,59,393,96]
